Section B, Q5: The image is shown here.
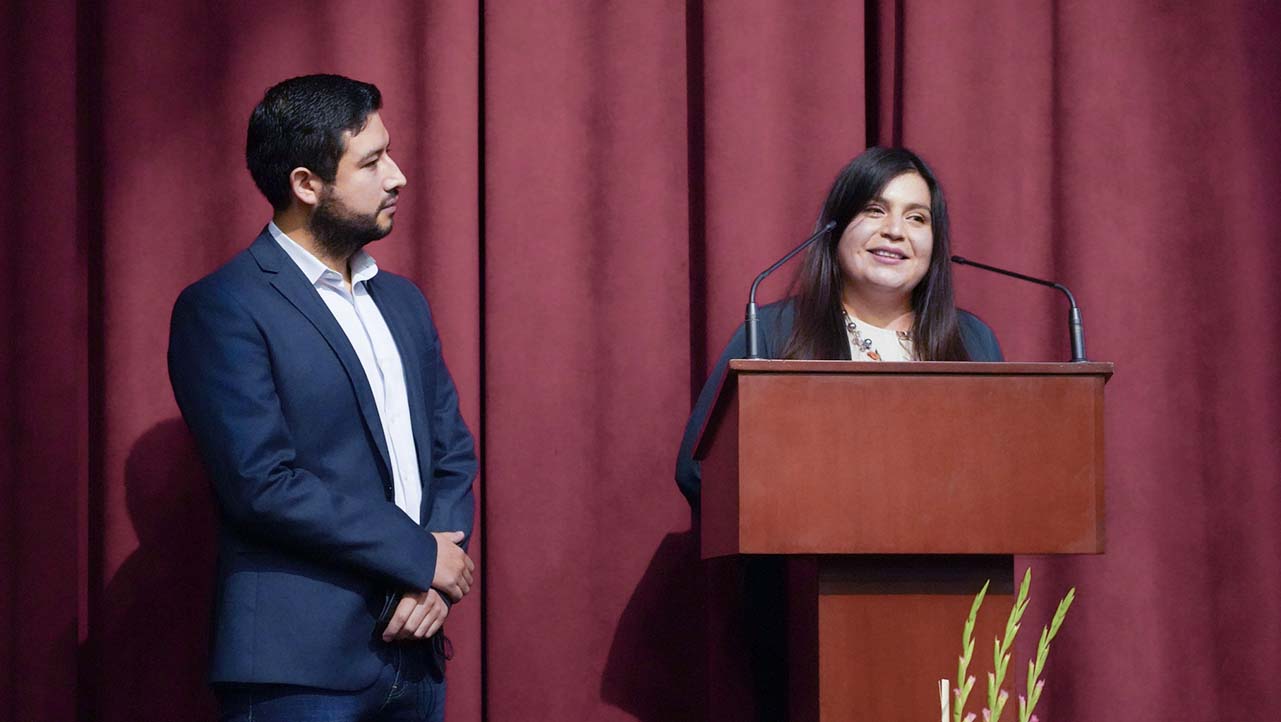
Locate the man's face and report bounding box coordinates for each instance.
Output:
[309,111,407,258]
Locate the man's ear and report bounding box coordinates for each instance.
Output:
[288,167,325,208]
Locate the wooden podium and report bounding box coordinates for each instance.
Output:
[695,360,1112,722]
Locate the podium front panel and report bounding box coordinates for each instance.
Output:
[699,362,1109,558]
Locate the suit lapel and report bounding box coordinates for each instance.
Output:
[249,232,393,482]
[367,277,435,508]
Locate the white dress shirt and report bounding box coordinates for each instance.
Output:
[269,222,424,523]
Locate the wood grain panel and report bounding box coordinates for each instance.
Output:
[699,362,1110,557]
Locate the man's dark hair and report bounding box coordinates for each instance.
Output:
[246,74,382,211]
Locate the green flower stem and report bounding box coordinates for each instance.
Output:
[1019,588,1074,722]
[950,572,1075,722]
[954,580,989,722]
[987,568,1031,722]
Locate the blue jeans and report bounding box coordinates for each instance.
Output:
[216,646,445,722]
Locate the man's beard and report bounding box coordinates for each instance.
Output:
[309,190,395,260]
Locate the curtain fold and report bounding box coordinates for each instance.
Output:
[1,2,83,722]
[481,3,693,719]
[2,2,1279,720]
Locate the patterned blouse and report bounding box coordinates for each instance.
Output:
[843,310,914,361]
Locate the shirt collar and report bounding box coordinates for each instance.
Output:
[268,221,380,286]
[349,248,379,284]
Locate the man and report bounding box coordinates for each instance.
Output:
[168,74,475,721]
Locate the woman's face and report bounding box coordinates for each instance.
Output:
[835,171,934,303]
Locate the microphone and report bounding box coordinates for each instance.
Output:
[745,221,838,359]
[951,255,1088,362]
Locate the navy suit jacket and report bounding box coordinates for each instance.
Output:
[675,299,1004,504]
[168,229,476,690]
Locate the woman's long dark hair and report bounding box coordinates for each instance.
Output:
[781,147,969,361]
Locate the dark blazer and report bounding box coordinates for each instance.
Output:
[168,229,476,690]
[675,300,1003,504]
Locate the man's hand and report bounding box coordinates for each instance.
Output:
[381,589,449,642]
[431,530,474,602]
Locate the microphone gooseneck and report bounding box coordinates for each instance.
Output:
[745,221,838,359]
[951,255,1088,362]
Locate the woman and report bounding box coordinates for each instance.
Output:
[675,147,1003,505]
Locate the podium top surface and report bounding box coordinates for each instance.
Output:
[727,360,1114,379]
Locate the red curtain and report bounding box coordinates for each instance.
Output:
[3,1,1279,720]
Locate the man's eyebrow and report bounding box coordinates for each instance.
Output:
[357,147,384,164]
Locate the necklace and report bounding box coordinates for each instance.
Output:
[843,310,913,361]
